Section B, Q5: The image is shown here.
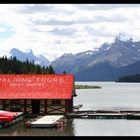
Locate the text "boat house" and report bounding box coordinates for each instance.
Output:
[0,74,76,116]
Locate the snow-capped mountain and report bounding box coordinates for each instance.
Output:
[9,48,50,67]
[51,50,97,74]
[52,35,140,81]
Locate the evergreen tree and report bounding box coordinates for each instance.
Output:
[63,70,67,74]
[118,74,140,82]
[48,65,55,74]
[0,56,55,74]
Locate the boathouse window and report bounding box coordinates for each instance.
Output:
[52,99,61,105]
[9,100,21,111]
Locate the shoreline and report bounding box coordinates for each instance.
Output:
[75,84,101,89]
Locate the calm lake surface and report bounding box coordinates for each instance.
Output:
[1,82,140,136]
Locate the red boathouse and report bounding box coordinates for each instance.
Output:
[0,74,76,116]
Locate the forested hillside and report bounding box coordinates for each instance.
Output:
[118,74,140,82]
[0,56,55,74]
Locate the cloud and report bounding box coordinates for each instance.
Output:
[0,4,140,61]
[94,14,128,23]
[73,4,140,11]
[49,27,76,36]
[85,26,114,38]
[31,19,74,26]
[18,4,75,15]
[18,4,55,13]
[29,12,127,29]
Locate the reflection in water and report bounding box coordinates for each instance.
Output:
[70,119,76,136]
[0,119,75,136]
[73,119,140,136]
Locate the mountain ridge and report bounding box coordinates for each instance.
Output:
[9,48,50,67]
[52,36,140,81]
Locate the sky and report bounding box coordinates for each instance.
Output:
[1,4,140,61]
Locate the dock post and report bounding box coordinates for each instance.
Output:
[2,100,6,110]
[45,100,47,114]
[24,100,27,114]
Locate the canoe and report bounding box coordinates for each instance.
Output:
[0,110,18,119]
[0,116,13,122]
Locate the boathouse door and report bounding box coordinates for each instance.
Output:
[32,100,40,114]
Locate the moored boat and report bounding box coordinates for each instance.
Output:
[0,110,24,128]
[0,116,13,122]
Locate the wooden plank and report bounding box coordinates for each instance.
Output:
[30,115,64,128]
[47,106,65,113]
[40,105,45,113]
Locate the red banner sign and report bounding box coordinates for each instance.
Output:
[0,74,74,99]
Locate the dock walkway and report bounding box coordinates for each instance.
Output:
[66,110,140,119]
[27,115,65,128]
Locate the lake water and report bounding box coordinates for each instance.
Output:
[1,82,140,136]
[74,82,140,136]
[75,82,140,111]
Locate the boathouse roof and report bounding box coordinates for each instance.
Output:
[0,74,74,99]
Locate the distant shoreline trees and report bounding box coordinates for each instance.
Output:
[63,71,67,74]
[0,56,55,74]
[117,74,140,82]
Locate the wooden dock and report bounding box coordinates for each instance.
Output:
[66,110,140,119]
[26,115,66,128]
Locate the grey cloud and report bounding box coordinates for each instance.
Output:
[85,27,114,38]
[30,14,127,27]
[54,40,61,44]
[31,19,92,27]
[75,19,95,24]
[32,19,74,26]
[18,4,55,13]
[31,18,96,26]
[49,28,76,36]
[32,26,76,36]
[18,4,74,15]
[73,4,140,11]
[17,4,140,18]
[94,14,128,23]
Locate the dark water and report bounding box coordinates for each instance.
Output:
[0,119,75,136]
[1,82,140,136]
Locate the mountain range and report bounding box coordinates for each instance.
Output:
[52,36,140,81]
[6,35,140,81]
